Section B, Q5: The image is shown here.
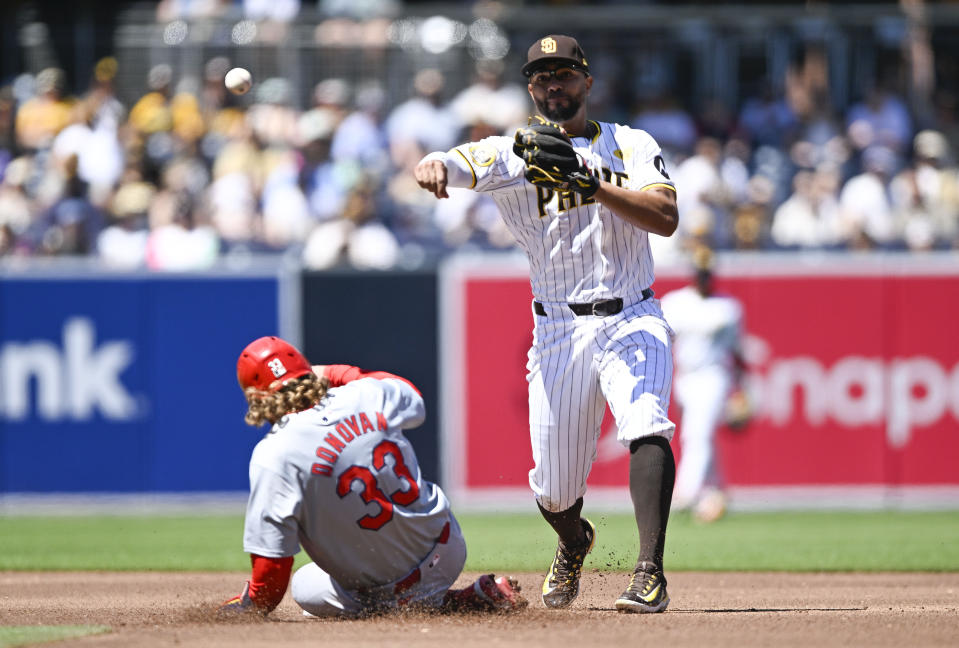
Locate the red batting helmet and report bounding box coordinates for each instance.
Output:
[237,336,313,392]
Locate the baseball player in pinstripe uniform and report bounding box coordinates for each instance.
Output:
[415,35,679,612]
[660,247,748,523]
[219,336,526,617]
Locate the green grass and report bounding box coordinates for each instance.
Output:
[0,516,250,571]
[460,510,959,572]
[2,511,958,572]
[0,626,110,647]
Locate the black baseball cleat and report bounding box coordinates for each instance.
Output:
[541,518,596,609]
[615,561,669,613]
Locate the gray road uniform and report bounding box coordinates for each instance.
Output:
[242,376,465,616]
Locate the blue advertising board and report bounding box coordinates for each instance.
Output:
[0,268,286,493]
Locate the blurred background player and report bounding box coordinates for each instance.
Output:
[660,247,748,523]
[220,336,526,617]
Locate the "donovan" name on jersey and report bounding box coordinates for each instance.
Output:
[312,411,388,476]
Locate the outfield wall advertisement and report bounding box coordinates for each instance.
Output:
[440,254,959,509]
[0,268,287,494]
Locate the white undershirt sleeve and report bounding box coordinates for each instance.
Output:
[421,150,474,189]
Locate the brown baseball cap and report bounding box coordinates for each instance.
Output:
[522,35,590,77]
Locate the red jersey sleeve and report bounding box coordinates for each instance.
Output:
[247,554,294,612]
[323,365,421,396]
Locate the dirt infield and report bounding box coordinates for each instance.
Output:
[2,570,957,647]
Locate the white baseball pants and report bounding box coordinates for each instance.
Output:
[526,298,675,512]
[291,517,467,617]
[672,365,732,508]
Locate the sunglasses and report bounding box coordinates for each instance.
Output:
[528,66,586,86]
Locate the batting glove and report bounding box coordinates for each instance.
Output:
[218,582,264,616]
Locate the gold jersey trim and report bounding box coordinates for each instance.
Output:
[454,148,478,189]
[588,120,601,146]
[641,182,676,193]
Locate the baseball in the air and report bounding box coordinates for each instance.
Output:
[224,67,252,95]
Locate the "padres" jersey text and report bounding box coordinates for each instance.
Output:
[536,167,629,218]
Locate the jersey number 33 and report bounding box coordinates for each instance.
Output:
[336,440,420,530]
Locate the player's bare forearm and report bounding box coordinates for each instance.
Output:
[593,183,678,237]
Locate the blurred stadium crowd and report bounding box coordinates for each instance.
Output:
[0,4,958,270]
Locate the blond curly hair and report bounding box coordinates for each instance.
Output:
[243,373,330,426]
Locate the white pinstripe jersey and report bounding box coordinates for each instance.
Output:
[448,120,675,303]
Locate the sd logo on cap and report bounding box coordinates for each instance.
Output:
[522,34,590,77]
